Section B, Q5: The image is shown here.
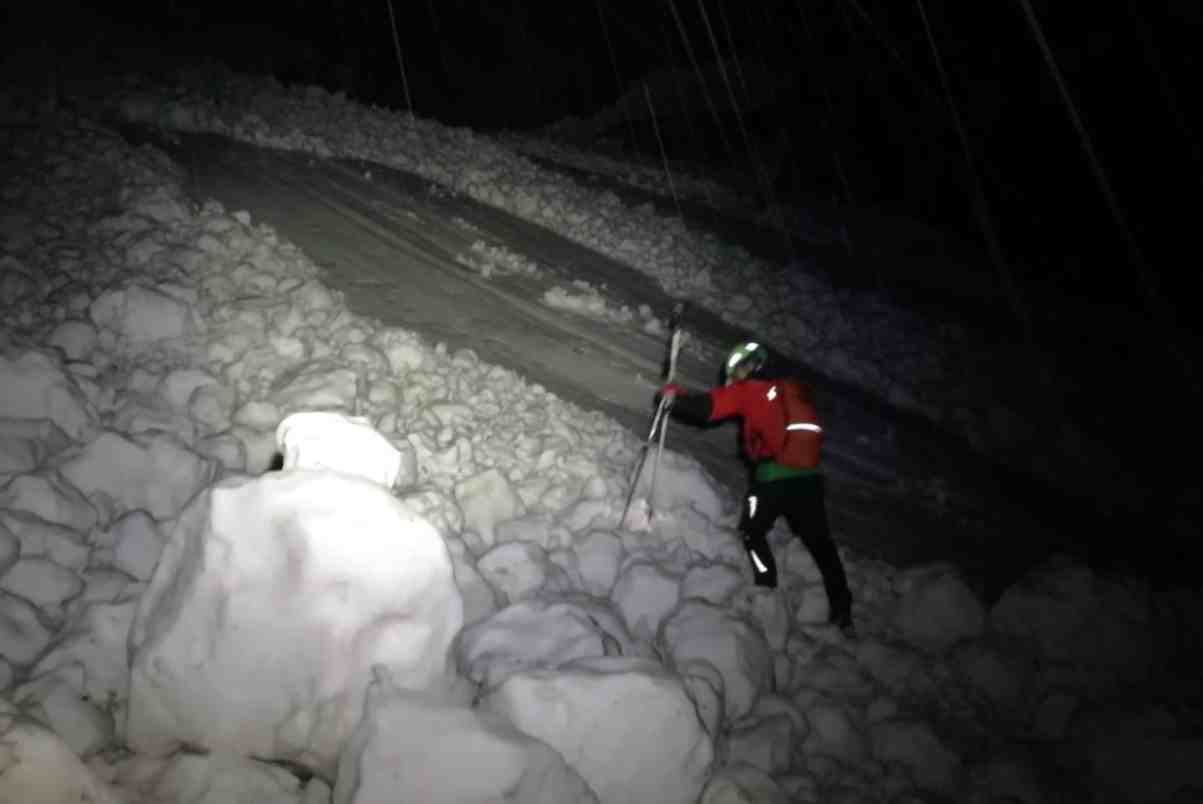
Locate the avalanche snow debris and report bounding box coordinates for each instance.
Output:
[0,103,1192,804]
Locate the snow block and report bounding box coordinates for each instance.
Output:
[125,470,464,776]
[272,362,359,413]
[0,556,83,612]
[0,589,54,665]
[661,600,772,723]
[0,518,18,578]
[893,563,985,654]
[0,510,88,573]
[89,283,194,345]
[680,563,745,606]
[442,534,500,627]
[116,751,306,804]
[482,656,714,804]
[47,319,99,362]
[0,700,125,804]
[726,714,794,776]
[458,597,613,689]
[0,417,72,475]
[698,763,789,804]
[0,348,97,441]
[110,509,164,581]
[477,541,549,604]
[58,430,216,520]
[276,411,406,489]
[15,671,114,757]
[803,700,869,765]
[610,560,681,642]
[991,556,1154,679]
[0,471,98,533]
[334,669,599,804]
[455,467,526,550]
[570,530,624,598]
[32,599,138,708]
[870,719,963,796]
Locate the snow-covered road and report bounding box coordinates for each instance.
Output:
[138,126,1070,596]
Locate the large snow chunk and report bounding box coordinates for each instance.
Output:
[0,589,54,665]
[276,411,405,488]
[871,719,963,795]
[699,763,789,804]
[15,671,114,757]
[272,363,359,412]
[726,715,794,775]
[0,510,88,572]
[570,530,624,597]
[58,430,216,519]
[0,418,72,474]
[110,509,164,581]
[893,563,985,653]
[125,470,464,776]
[477,541,549,604]
[458,597,614,689]
[443,534,500,627]
[0,518,18,577]
[32,600,138,708]
[47,319,99,361]
[0,471,97,532]
[89,284,194,345]
[611,560,681,641]
[0,556,83,612]
[0,348,97,441]
[482,656,714,804]
[0,701,125,804]
[456,468,526,550]
[661,601,771,723]
[991,556,1153,679]
[110,751,306,804]
[681,563,745,606]
[334,670,599,804]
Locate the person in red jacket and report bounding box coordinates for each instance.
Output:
[662,342,854,635]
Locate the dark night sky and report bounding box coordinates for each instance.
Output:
[8,2,1201,309]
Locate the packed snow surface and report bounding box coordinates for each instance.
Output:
[0,74,1198,803]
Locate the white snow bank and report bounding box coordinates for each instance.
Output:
[334,668,598,804]
[481,656,714,804]
[125,469,464,776]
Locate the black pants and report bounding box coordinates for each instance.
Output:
[740,474,851,616]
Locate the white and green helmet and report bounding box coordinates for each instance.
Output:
[724,341,768,383]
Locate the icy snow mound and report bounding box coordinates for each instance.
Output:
[125,469,464,776]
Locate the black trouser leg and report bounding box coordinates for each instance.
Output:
[739,486,781,588]
[784,475,852,618]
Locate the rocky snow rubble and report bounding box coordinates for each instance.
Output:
[0,117,1199,803]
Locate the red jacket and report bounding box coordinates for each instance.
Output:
[707,378,822,468]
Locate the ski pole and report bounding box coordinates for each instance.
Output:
[622,303,686,527]
[646,321,684,521]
